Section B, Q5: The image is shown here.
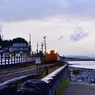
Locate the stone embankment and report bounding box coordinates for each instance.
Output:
[61,67,95,95]
[69,67,95,84]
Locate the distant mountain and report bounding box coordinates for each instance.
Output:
[64,55,89,58]
[62,55,95,61]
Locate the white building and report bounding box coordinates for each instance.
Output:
[9,43,30,54]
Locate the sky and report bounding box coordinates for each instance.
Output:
[0,0,95,57]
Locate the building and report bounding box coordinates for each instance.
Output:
[9,43,30,54]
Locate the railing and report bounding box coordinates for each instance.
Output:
[0,56,34,65]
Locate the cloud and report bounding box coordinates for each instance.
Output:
[0,0,95,21]
[0,0,67,21]
[1,15,95,56]
[70,27,90,41]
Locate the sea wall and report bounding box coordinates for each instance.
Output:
[69,67,95,84]
[42,64,69,95]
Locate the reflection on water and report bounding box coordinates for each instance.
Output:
[68,61,95,69]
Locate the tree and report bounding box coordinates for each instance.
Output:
[3,40,12,48]
[12,37,28,44]
[0,37,28,48]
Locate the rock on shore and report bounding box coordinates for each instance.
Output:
[69,67,95,84]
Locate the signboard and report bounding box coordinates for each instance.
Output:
[35,57,41,64]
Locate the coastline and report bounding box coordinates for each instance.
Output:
[61,66,95,95]
[69,66,95,85]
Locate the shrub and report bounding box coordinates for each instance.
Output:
[72,69,81,75]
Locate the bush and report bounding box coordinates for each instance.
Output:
[72,70,81,75]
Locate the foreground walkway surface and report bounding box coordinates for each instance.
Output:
[61,82,95,95]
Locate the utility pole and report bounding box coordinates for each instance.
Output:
[43,36,47,55]
[41,42,43,54]
[37,42,39,55]
[0,34,1,40]
[29,34,32,55]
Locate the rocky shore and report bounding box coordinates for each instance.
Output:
[69,67,95,84]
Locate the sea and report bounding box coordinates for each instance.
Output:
[68,61,95,69]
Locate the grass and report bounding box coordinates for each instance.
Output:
[38,65,61,78]
[56,79,69,95]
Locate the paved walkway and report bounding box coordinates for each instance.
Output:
[61,82,95,95]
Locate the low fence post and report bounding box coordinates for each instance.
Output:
[11,56,12,64]
[46,66,49,75]
[5,57,6,65]
[14,56,15,64]
[19,56,20,63]
[8,57,10,64]
[1,56,2,65]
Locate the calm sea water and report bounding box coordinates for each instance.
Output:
[68,61,95,69]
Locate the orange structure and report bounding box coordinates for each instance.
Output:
[46,50,59,63]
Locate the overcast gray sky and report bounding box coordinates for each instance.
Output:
[0,0,95,56]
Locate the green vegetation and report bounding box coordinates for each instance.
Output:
[0,37,28,49]
[39,65,61,78]
[72,69,81,75]
[56,79,69,95]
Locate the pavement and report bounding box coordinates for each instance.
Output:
[61,82,95,95]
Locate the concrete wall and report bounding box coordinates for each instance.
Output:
[41,64,69,95]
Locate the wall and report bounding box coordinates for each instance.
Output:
[42,64,69,95]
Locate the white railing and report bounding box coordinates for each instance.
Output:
[0,56,34,65]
